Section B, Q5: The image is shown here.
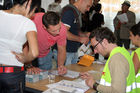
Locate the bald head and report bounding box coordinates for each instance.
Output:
[74,0,93,14]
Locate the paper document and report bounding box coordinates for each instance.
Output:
[78,43,92,57]
[79,44,90,53]
[117,13,128,23]
[51,70,80,78]
[43,86,76,93]
[44,80,89,93]
[93,60,106,64]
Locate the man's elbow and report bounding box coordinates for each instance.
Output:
[32,50,39,59]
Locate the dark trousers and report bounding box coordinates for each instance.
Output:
[118,39,130,49]
[0,71,25,93]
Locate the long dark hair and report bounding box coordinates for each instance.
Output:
[1,0,41,13]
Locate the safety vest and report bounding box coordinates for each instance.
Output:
[100,47,136,93]
[131,48,140,92]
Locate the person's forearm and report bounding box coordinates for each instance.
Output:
[22,44,38,63]
[24,32,39,63]
[65,25,80,42]
[57,47,66,67]
[67,30,80,42]
[25,51,38,62]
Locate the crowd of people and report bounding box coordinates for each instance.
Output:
[0,0,140,93]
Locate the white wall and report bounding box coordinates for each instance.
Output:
[60,0,69,8]
[41,0,54,12]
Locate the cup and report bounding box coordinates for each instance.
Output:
[48,70,55,83]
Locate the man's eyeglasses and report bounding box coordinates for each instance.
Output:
[91,39,103,50]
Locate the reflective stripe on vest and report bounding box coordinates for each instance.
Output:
[137,83,140,88]
[100,79,111,86]
[100,78,137,92]
[126,82,137,92]
[136,73,140,78]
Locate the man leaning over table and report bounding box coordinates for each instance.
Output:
[80,27,136,93]
[27,12,67,75]
[53,0,92,66]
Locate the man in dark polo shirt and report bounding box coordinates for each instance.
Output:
[60,0,93,65]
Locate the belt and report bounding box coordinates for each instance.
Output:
[0,66,24,73]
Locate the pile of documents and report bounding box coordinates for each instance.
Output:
[51,70,80,78]
[26,70,79,83]
[26,71,48,83]
[43,80,89,93]
[93,60,106,64]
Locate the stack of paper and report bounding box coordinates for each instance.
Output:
[93,60,106,64]
[43,80,89,93]
[39,71,48,80]
[26,74,40,83]
[51,70,80,78]
[26,71,48,83]
[43,85,76,93]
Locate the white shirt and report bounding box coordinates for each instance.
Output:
[0,10,37,66]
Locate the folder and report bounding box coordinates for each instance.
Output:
[78,54,94,67]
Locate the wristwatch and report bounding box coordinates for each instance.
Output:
[25,64,33,69]
[93,82,99,91]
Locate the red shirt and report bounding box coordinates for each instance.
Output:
[33,13,67,57]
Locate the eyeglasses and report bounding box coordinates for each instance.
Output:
[92,39,103,50]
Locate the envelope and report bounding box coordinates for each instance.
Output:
[78,54,94,67]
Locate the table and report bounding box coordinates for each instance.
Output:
[26,63,105,93]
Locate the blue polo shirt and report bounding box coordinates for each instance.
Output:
[61,4,81,52]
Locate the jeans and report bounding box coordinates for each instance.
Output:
[53,49,79,66]
[38,50,53,70]
[0,71,25,93]
[65,52,79,65]
[52,49,58,67]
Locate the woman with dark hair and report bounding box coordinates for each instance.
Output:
[129,23,140,92]
[0,0,40,92]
